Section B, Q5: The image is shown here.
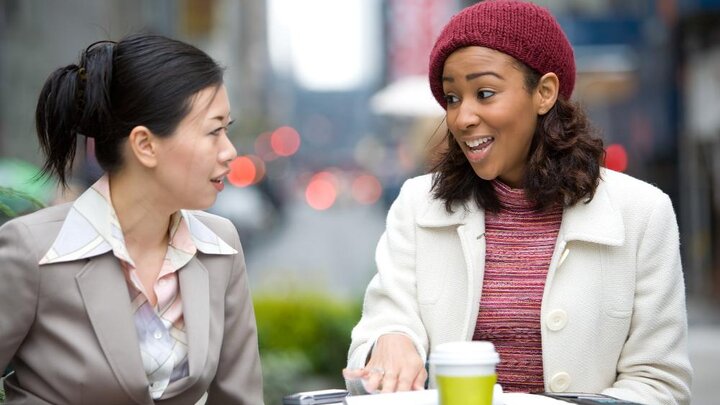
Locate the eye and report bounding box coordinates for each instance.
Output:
[477,90,495,100]
[444,94,459,105]
[210,119,234,136]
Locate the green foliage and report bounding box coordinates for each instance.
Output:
[0,186,45,221]
[253,292,362,403]
[259,350,314,405]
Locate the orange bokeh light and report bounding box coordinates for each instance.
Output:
[271,126,301,157]
[351,174,382,205]
[228,155,266,187]
[305,171,338,210]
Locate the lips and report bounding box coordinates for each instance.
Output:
[211,177,225,192]
[210,170,229,182]
[210,171,229,191]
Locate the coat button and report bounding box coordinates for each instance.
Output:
[550,372,571,392]
[547,309,568,331]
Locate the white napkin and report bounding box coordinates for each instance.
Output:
[342,385,562,405]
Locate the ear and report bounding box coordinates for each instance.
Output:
[127,126,159,168]
[535,72,559,116]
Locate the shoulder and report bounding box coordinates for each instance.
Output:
[390,173,436,215]
[393,173,435,209]
[595,169,677,236]
[0,203,72,262]
[0,203,72,241]
[400,173,434,195]
[598,168,672,208]
[185,210,241,249]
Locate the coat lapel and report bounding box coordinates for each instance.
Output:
[75,254,152,405]
[456,211,486,340]
[559,180,625,246]
[418,197,486,340]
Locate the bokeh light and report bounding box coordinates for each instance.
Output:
[604,143,628,172]
[228,155,266,187]
[305,171,338,210]
[254,131,278,161]
[351,174,382,205]
[271,126,301,157]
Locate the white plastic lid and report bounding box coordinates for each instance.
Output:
[429,341,500,366]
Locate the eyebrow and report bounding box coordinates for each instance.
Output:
[210,115,232,123]
[442,71,504,82]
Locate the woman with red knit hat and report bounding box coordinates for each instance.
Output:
[345,1,692,403]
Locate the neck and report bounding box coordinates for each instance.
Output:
[108,172,172,250]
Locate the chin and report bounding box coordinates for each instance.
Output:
[184,197,216,211]
[193,201,215,211]
[470,168,497,182]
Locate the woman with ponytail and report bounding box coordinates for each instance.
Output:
[345,1,692,404]
[0,34,263,404]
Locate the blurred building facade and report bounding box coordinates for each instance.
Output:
[0,0,270,167]
[678,2,720,297]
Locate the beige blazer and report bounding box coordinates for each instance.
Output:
[348,169,692,404]
[0,203,263,405]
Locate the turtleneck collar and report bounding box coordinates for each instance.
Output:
[491,179,536,211]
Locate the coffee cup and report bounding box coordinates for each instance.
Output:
[429,341,500,405]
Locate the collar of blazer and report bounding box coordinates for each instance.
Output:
[416,171,625,247]
[39,182,236,265]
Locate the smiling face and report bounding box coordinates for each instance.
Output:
[153,84,237,210]
[442,46,543,187]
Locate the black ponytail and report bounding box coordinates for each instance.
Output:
[35,40,116,187]
[35,64,86,187]
[34,34,224,187]
[77,41,115,141]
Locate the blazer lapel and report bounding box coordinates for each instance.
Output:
[159,257,210,398]
[178,256,210,382]
[75,254,152,405]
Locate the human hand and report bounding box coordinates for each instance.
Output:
[343,333,427,394]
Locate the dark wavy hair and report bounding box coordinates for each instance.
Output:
[430,61,605,213]
[35,34,224,187]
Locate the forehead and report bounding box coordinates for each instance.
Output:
[184,85,229,123]
[443,46,519,73]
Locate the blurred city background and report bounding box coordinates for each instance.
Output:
[1,0,719,403]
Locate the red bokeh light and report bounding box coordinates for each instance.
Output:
[305,171,338,210]
[271,126,301,157]
[604,143,628,172]
[351,174,382,205]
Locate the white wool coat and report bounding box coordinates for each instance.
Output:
[348,169,692,404]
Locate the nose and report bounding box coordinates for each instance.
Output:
[453,99,481,131]
[219,132,237,164]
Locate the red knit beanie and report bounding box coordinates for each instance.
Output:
[429,0,575,108]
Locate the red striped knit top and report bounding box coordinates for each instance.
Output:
[472,180,563,393]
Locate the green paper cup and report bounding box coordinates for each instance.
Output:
[430,341,500,405]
